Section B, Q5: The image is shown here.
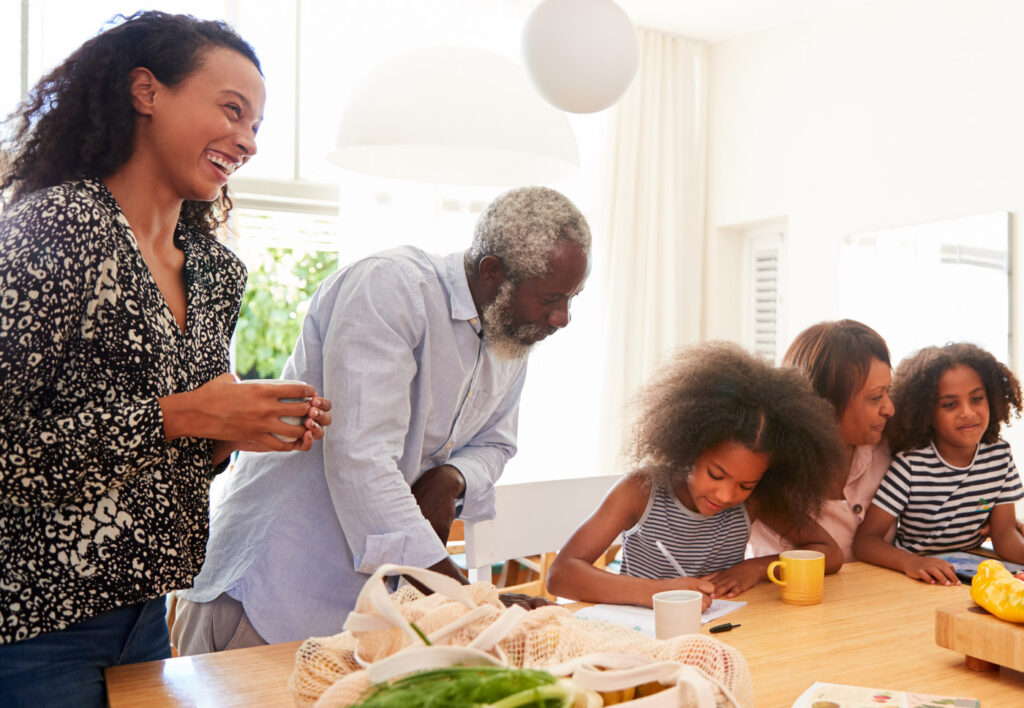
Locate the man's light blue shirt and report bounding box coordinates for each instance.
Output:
[184,247,527,643]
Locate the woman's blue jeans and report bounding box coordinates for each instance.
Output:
[0,596,171,708]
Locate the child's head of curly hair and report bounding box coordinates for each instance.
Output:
[632,341,845,519]
[887,342,1022,453]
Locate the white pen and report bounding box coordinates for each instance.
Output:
[655,539,687,577]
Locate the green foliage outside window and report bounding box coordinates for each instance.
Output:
[235,248,338,379]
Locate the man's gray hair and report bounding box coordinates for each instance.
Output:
[465,186,591,281]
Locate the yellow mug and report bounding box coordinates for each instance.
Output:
[767,550,824,605]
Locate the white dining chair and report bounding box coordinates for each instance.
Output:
[462,474,621,599]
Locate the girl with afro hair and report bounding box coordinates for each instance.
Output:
[854,342,1024,583]
[548,341,846,606]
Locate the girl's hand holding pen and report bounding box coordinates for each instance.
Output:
[669,578,715,610]
[655,539,714,607]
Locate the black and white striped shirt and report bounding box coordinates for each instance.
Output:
[620,484,751,578]
[872,439,1023,554]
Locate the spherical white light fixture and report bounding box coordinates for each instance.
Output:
[328,46,579,186]
[522,0,639,114]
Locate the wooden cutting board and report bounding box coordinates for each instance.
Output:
[935,600,1024,671]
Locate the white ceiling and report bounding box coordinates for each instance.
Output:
[613,0,865,42]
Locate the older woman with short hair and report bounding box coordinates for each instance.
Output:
[748,319,894,561]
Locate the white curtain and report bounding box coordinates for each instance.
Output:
[599,30,710,474]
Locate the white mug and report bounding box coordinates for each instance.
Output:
[652,589,702,639]
[242,378,308,442]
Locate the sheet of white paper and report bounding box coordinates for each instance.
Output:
[573,598,745,638]
[701,598,746,625]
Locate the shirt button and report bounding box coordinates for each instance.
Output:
[470,318,478,325]
[467,390,473,398]
[853,504,863,515]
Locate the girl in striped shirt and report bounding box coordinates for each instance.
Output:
[853,342,1024,584]
[547,342,846,607]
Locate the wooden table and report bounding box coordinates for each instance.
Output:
[106,562,1024,707]
[710,562,1024,705]
[106,639,302,707]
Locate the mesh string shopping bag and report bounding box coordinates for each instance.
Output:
[289,564,753,707]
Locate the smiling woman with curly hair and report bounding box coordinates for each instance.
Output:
[547,341,846,606]
[0,12,333,705]
[854,342,1024,585]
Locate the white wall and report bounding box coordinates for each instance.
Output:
[704,0,1024,489]
[705,0,1024,364]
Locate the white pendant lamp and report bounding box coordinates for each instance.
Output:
[327,46,579,186]
[522,0,638,114]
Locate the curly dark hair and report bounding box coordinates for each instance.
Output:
[886,342,1023,454]
[632,341,845,519]
[783,319,891,417]
[0,11,261,240]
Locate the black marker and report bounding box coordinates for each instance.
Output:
[709,622,740,633]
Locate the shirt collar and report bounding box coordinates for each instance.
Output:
[443,251,482,328]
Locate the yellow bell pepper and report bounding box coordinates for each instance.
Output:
[970,559,1024,623]
[597,685,635,704]
[635,681,668,697]
[597,681,668,703]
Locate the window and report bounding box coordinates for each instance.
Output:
[0,5,21,113]
[839,213,1010,366]
[228,203,341,380]
[24,2,217,82]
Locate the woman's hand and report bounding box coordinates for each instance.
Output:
[161,373,332,451]
[702,559,765,598]
[228,395,333,454]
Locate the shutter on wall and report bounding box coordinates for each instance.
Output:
[742,226,785,362]
[751,245,780,360]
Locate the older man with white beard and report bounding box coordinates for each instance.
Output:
[172,187,591,654]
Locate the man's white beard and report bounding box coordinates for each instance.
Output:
[480,281,551,361]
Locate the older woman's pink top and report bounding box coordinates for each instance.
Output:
[747,441,891,562]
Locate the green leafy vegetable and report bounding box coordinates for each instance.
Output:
[352,666,576,708]
[409,621,432,646]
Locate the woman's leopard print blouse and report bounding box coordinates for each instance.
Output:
[0,179,246,643]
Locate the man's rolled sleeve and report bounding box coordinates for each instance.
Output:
[356,528,450,575]
[448,454,498,524]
